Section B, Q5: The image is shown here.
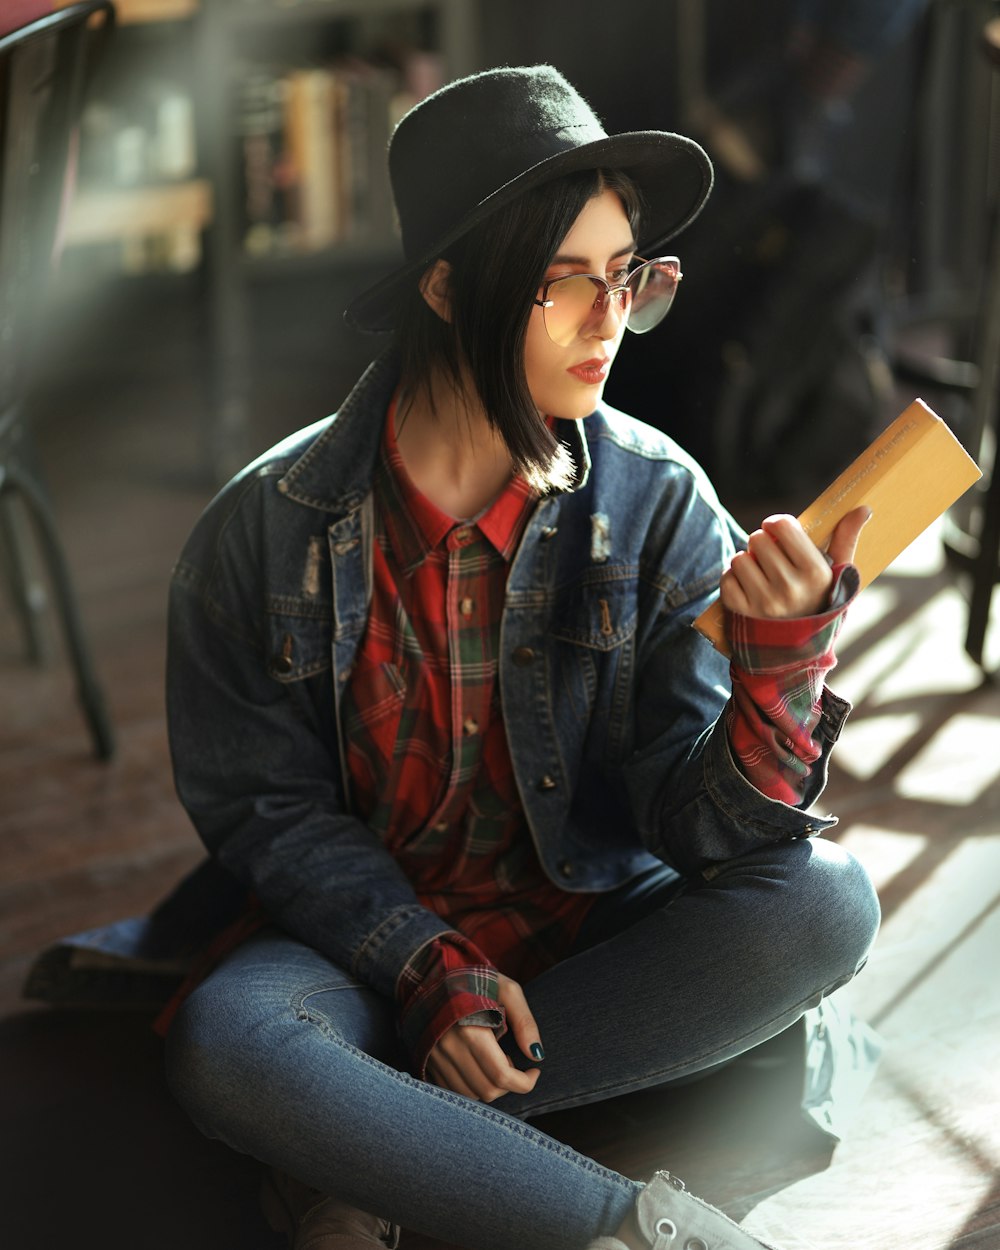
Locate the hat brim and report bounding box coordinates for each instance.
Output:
[344,130,713,333]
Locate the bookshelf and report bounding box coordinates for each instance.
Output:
[200,0,479,478]
[60,0,480,478]
[57,0,206,262]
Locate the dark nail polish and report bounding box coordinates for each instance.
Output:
[530,1043,545,1061]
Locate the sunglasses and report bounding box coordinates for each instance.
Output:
[533,256,682,346]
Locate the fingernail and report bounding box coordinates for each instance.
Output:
[530,1043,545,1061]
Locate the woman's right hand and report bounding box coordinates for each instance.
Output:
[424,974,544,1102]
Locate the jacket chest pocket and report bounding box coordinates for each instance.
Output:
[265,602,333,682]
[549,581,637,760]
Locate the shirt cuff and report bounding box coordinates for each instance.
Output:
[396,932,504,1080]
[726,563,860,673]
[723,564,859,806]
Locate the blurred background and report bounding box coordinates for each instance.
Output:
[2,2,1000,1249]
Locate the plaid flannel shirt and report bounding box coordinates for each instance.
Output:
[342,402,597,1076]
[345,401,857,1078]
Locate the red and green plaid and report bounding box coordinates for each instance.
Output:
[725,565,857,805]
[342,401,596,1074]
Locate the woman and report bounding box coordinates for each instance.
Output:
[163,65,879,1250]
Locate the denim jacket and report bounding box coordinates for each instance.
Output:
[163,348,848,1002]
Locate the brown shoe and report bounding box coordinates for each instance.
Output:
[260,1167,400,1250]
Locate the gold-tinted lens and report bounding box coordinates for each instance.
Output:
[626,258,681,334]
[542,274,627,346]
[539,259,680,345]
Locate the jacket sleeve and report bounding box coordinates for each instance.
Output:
[166,474,453,1001]
[622,471,850,875]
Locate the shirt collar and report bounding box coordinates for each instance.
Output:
[377,395,537,573]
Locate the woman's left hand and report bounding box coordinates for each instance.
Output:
[424,974,543,1103]
[720,506,871,620]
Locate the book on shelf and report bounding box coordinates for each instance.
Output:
[235,58,399,258]
[692,398,984,656]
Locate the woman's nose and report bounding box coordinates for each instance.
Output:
[593,290,628,339]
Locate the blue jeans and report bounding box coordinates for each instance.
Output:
[165,838,879,1250]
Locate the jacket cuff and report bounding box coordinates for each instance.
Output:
[352,904,455,1000]
[698,689,847,850]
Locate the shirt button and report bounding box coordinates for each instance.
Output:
[462,717,479,737]
[453,526,473,545]
[434,820,449,833]
[512,646,536,665]
[537,774,557,791]
[460,597,475,617]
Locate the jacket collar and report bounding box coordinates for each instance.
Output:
[277,349,398,515]
[276,345,592,515]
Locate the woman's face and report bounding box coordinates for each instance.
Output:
[523,188,635,421]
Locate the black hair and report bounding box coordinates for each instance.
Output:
[395,167,643,492]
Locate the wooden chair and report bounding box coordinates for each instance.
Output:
[0,1,116,758]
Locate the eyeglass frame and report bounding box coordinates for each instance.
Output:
[532,255,683,343]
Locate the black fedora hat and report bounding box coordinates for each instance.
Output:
[345,64,713,333]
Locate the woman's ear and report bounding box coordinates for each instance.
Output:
[418,259,453,323]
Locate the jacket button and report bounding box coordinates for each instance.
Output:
[537,774,557,792]
[539,525,558,541]
[558,859,573,878]
[273,654,294,675]
[512,646,536,665]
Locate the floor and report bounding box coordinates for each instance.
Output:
[1,271,999,1250]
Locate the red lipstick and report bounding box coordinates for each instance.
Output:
[567,357,611,384]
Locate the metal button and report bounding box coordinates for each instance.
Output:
[274,633,294,675]
[538,775,557,791]
[557,859,573,878]
[539,525,558,541]
[512,646,536,665]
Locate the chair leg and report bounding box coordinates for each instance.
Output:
[0,490,52,665]
[2,469,115,760]
[965,435,1000,672]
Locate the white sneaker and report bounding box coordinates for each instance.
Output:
[588,1171,779,1250]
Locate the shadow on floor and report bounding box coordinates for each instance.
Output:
[0,1006,835,1250]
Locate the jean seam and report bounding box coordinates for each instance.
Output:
[299,983,365,1005]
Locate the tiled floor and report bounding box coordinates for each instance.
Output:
[1,274,998,1249]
